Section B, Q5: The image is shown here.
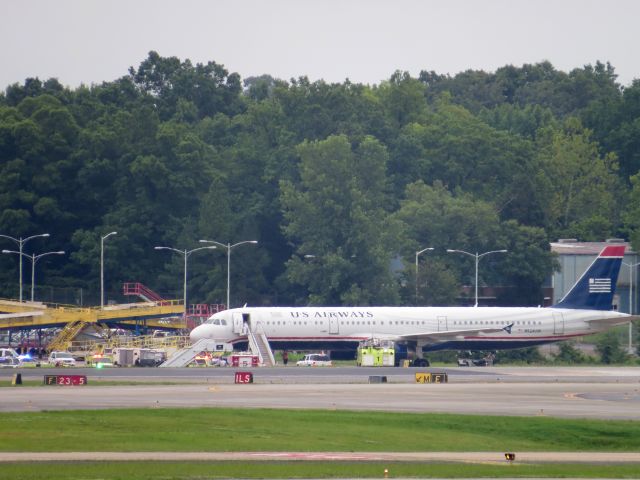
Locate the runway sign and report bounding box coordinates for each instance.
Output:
[43,375,88,386]
[415,372,448,383]
[234,371,253,384]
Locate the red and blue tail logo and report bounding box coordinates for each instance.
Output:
[553,245,624,311]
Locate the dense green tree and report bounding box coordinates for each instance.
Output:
[0,54,636,308]
[375,71,428,129]
[281,135,398,305]
[494,220,558,306]
[622,172,640,252]
[128,51,244,121]
[478,103,557,140]
[392,181,503,304]
[592,80,640,180]
[387,97,542,225]
[495,346,545,364]
[554,341,588,364]
[534,119,622,239]
[595,331,629,364]
[420,61,621,118]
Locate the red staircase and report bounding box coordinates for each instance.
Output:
[188,304,226,317]
[122,283,171,305]
[185,304,227,329]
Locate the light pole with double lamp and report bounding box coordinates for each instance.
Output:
[100,231,117,309]
[199,239,258,309]
[154,246,217,316]
[415,247,434,305]
[1,249,65,301]
[446,249,508,307]
[0,233,50,302]
[622,261,640,354]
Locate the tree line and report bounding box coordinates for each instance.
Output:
[1,52,639,309]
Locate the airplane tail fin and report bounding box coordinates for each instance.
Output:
[552,245,625,310]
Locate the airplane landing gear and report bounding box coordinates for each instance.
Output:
[412,358,430,367]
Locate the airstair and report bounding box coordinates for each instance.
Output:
[48,320,89,351]
[123,283,170,305]
[158,338,222,367]
[248,323,276,367]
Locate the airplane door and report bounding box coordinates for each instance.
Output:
[232,313,244,334]
[553,312,564,335]
[437,316,448,331]
[329,317,339,334]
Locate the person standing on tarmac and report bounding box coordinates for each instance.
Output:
[282,350,289,366]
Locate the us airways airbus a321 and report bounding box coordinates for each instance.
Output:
[190,245,635,365]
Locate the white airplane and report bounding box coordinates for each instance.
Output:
[190,245,634,365]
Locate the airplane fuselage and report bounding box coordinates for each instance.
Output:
[189,305,631,352]
[189,244,632,357]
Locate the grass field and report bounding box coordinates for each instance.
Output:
[2,408,640,478]
[3,461,640,479]
[1,407,640,453]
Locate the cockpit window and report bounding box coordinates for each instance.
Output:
[205,317,227,326]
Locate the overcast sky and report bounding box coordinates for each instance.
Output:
[3,0,639,91]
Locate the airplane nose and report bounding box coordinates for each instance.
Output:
[189,325,205,342]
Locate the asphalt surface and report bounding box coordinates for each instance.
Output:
[4,364,640,382]
[2,366,640,418]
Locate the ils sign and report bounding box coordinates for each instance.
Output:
[234,372,253,384]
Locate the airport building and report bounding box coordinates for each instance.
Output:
[551,239,639,315]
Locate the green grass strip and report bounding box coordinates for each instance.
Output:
[1,408,640,453]
[3,461,640,479]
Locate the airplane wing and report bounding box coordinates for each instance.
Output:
[397,324,512,343]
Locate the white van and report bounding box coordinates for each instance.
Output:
[296,353,332,367]
[0,348,21,368]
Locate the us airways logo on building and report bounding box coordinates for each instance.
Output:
[589,278,611,293]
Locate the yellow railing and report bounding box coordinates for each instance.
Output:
[48,321,89,352]
[70,335,190,355]
[1,299,185,329]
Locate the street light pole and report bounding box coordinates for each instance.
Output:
[0,233,49,302]
[154,245,217,316]
[30,251,65,301]
[2,250,64,301]
[446,249,508,307]
[415,247,434,305]
[199,239,258,308]
[100,232,117,309]
[622,261,640,354]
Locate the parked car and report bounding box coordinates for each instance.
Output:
[296,353,332,367]
[48,351,77,367]
[0,348,21,368]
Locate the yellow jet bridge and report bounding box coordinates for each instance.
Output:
[0,299,186,331]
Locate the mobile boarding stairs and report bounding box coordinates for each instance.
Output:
[159,323,275,367]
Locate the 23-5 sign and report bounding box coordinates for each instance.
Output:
[44,375,88,386]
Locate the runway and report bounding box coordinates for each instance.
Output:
[2,366,640,418]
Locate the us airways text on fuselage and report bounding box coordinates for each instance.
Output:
[290,311,374,318]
